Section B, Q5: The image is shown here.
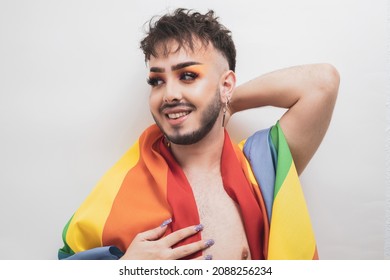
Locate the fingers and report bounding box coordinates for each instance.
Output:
[170,238,215,260]
[163,224,204,247]
[193,254,213,260]
[158,222,215,260]
[135,218,172,241]
[122,218,215,260]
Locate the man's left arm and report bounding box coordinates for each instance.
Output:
[229,63,340,175]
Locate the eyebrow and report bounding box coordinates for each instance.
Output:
[150,61,202,73]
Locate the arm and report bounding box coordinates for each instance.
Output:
[229,63,340,175]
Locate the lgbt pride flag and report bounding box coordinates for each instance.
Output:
[242,122,317,259]
[59,122,317,260]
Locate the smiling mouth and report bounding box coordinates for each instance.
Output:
[167,111,190,119]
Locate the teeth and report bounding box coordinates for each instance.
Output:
[167,112,189,119]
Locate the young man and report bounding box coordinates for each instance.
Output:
[58,9,339,260]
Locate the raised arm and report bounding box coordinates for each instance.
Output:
[229,63,340,175]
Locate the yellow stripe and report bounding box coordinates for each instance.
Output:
[268,162,316,259]
[238,140,258,186]
[66,141,140,252]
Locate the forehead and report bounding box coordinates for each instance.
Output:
[148,39,227,70]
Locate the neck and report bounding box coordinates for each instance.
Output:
[170,124,225,173]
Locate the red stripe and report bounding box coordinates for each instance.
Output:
[159,139,202,259]
[221,132,264,259]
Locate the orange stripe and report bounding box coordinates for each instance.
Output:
[65,139,141,252]
[102,125,172,252]
[313,246,319,260]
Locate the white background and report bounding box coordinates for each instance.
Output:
[0,0,387,259]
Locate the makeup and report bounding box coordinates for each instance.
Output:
[147,62,207,87]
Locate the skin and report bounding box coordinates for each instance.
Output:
[120,38,340,260]
[121,41,234,260]
[228,63,340,175]
[148,41,234,151]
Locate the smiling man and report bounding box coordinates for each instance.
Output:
[58,8,339,260]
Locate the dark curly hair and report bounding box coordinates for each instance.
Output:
[140,8,236,71]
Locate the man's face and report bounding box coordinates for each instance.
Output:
[148,40,228,145]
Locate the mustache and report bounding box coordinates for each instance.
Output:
[159,102,196,113]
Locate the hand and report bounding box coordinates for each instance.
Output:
[120,219,214,260]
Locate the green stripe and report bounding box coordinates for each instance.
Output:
[271,122,292,198]
[58,215,75,259]
[270,125,278,152]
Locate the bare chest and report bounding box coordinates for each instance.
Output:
[187,172,251,260]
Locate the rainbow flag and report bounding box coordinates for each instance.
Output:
[241,122,318,259]
[59,122,317,260]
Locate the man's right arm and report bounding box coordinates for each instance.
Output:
[229,63,340,175]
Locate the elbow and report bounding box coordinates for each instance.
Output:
[317,63,340,100]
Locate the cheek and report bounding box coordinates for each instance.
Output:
[149,92,160,112]
[190,79,220,101]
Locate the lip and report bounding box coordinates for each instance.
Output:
[160,103,195,126]
[166,112,190,126]
[164,110,191,126]
[161,104,193,114]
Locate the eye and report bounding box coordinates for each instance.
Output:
[147,77,164,87]
[180,72,198,82]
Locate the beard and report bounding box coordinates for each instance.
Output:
[152,90,222,145]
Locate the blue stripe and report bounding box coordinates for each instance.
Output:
[60,246,124,260]
[243,127,277,222]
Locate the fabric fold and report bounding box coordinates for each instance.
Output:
[59,122,317,260]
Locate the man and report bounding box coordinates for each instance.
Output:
[58,8,339,260]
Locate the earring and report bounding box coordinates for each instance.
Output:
[164,135,171,148]
[222,104,227,127]
[222,97,230,127]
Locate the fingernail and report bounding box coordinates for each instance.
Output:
[160,218,172,227]
[194,224,204,232]
[204,254,213,260]
[205,239,215,247]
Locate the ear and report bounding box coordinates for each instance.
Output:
[219,70,236,103]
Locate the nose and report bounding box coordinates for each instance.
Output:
[163,80,182,103]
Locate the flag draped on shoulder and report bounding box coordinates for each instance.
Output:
[242,121,318,259]
[59,122,317,260]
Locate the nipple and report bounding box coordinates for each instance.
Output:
[241,248,249,260]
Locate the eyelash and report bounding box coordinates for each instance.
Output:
[147,72,199,87]
[146,77,163,87]
[180,72,199,81]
